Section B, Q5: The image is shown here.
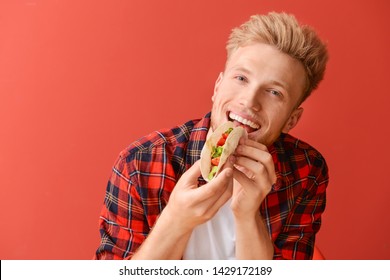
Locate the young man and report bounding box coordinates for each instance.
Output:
[95,12,329,260]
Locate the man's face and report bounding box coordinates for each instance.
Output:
[211,42,307,146]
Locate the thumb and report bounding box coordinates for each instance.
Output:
[209,162,233,187]
[221,155,235,171]
[182,160,201,181]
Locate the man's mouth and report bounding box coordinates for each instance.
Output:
[228,112,260,133]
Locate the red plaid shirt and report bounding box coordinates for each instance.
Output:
[95,113,328,260]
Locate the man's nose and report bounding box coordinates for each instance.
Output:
[239,89,261,111]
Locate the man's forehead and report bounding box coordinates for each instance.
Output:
[225,59,293,90]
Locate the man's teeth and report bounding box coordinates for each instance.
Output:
[229,112,260,130]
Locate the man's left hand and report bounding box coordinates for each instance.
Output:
[231,138,277,218]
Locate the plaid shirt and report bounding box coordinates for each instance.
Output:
[95,113,328,260]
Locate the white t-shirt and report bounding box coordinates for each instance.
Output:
[183,199,236,260]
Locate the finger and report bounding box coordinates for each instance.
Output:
[232,167,252,187]
[233,160,274,198]
[220,155,235,171]
[181,160,201,181]
[235,145,277,183]
[204,180,233,217]
[235,144,269,160]
[174,160,202,191]
[234,156,259,179]
[200,164,234,214]
[233,166,271,195]
[239,138,268,151]
[195,166,233,202]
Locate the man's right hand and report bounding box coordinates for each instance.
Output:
[131,159,234,259]
[163,159,234,233]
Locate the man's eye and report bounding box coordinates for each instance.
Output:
[235,75,247,82]
[269,89,282,97]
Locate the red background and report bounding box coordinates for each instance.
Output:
[1,0,389,260]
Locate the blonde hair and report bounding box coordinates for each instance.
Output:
[226,12,328,103]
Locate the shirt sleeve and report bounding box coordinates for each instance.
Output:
[273,153,329,260]
[94,154,148,260]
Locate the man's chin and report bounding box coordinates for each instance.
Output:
[247,130,280,147]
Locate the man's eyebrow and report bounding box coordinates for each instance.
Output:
[229,66,252,74]
[267,79,289,91]
[229,66,290,91]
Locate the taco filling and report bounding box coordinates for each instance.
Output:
[208,127,233,180]
[200,121,246,182]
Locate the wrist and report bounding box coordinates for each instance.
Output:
[159,204,194,236]
[131,206,193,260]
[234,211,261,228]
[232,206,260,222]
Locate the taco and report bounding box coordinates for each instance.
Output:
[200,121,246,181]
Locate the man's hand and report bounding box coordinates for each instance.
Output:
[230,138,276,259]
[132,159,234,259]
[231,138,277,218]
[163,159,234,233]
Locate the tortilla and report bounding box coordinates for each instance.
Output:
[200,121,246,182]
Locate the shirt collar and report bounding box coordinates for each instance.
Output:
[185,112,211,170]
[269,135,284,191]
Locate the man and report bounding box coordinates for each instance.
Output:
[95,12,329,260]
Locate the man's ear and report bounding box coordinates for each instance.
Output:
[282,107,304,133]
[212,72,223,102]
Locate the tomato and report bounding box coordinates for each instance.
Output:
[222,132,229,139]
[211,157,220,166]
[217,137,226,147]
[216,128,233,147]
